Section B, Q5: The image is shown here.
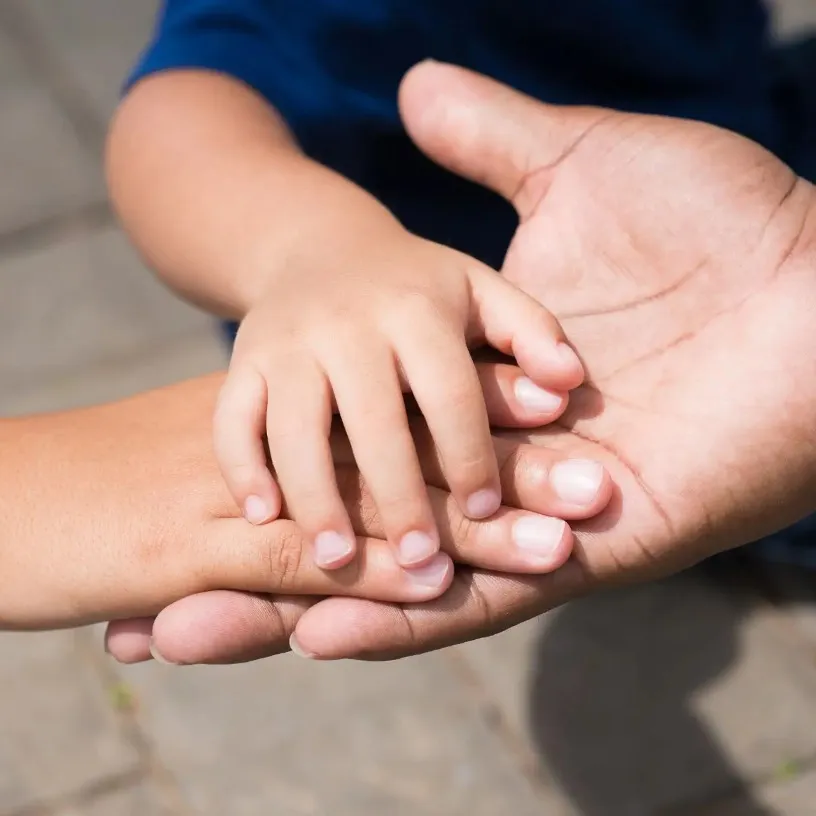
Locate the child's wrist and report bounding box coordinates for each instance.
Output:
[233,197,405,315]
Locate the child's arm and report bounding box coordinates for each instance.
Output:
[108,68,583,572]
[107,70,396,320]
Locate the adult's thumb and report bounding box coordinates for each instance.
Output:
[398,61,604,217]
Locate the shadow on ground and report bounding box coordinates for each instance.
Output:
[525,561,777,816]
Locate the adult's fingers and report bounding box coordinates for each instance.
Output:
[292,563,588,661]
[336,464,573,573]
[474,361,568,428]
[104,617,155,664]
[104,565,581,666]
[104,594,313,666]
[330,423,612,523]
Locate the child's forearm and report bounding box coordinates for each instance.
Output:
[106,71,397,319]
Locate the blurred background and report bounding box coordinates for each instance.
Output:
[1,1,816,814]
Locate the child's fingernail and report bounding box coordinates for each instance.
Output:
[512,517,567,558]
[314,531,354,568]
[514,378,564,414]
[466,489,501,519]
[244,495,273,525]
[398,531,438,566]
[404,554,451,588]
[557,342,583,372]
[550,460,605,506]
[289,634,317,660]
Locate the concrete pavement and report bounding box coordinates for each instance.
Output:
[1,2,816,813]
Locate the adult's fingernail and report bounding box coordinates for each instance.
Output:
[514,377,564,414]
[404,553,451,588]
[556,343,583,374]
[244,495,273,525]
[512,516,567,556]
[289,634,317,660]
[149,639,177,666]
[314,531,355,568]
[398,531,438,566]
[550,459,605,506]
[466,489,501,519]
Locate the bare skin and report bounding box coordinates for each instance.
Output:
[108,71,586,572]
[105,63,816,664]
[0,369,610,633]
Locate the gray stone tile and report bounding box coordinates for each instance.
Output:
[0,630,79,674]
[0,23,102,235]
[120,653,561,816]
[770,0,816,36]
[0,328,225,416]
[694,768,816,815]
[457,570,816,816]
[0,630,139,813]
[54,780,175,816]
[0,227,221,398]
[12,0,160,122]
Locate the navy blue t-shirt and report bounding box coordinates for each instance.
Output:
[130,0,776,267]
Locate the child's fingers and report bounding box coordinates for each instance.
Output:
[263,357,357,571]
[338,469,574,574]
[469,268,585,391]
[474,361,568,428]
[392,318,502,521]
[208,521,455,602]
[322,340,440,568]
[330,426,612,522]
[213,365,281,524]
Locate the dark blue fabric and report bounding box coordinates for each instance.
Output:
[129,0,787,269]
[130,1,816,566]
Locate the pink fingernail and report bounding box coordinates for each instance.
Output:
[149,639,176,666]
[314,531,354,568]
[514,377,564,414]
[557,342,582,373]
[244,495,273,525]
[289,634,317,660]
[550,460,605,506]
[398,531,438,566]
[512,516,567,557]
[404,554,451,588]
[466,489,501,519]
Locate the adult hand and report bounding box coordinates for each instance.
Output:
[111,62,816,664]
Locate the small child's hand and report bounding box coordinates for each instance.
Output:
[213,221,583,570]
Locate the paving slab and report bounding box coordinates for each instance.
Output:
[0,631,139,814]
[769,0,816,35]
[0,21,102,236]
[0,328,224,416]
[9,0,160,124]
[0,227,221,400]
[51,780,176,816]
[457,570,816,815]
[693,768,816,816]
[117,652,564,816]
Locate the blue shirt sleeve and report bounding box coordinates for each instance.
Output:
[126,0,329,119]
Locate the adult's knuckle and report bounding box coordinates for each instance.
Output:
[264,523,306,591]
[450,511,480,550]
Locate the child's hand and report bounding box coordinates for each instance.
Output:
[213,220,583,570]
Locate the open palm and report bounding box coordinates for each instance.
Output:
[406,63,816,590]
[112,64,816,664]
[287,63,816,658]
